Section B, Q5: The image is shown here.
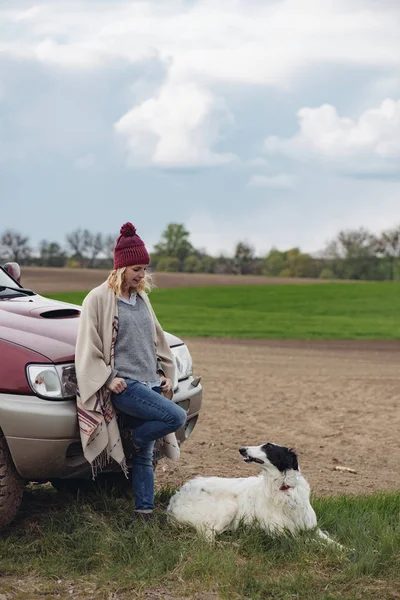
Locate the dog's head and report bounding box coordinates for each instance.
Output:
[239,443,298,473]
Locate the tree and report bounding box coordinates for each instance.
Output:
[323,228,378,280]
[337,229,374,255]
[200,255,216,273]
[156,256,180,272]
[263,249,286,276]
[104,234,116,258]
[66,229,90,268]
[0,230,31,264]
[214,254,235,274]
[65,229,104,268]
[319,267,336,279]
[83,231,104,268]
[278,267,293,277]
[233,241,255,274]
[183,255,203,273]
[38,240,67,267]
[374,225,400,280]
[153,224,193,270]
[286,248,317,278]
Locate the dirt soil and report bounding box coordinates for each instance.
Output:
[156,338,400,496]
[20,266,345,294]
[18,268,400,495]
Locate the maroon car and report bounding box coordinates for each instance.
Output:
[0,263,202,527]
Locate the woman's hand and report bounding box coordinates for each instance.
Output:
[159,376,173,395]
[107,377,127,394]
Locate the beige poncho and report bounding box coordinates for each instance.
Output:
[75,281,177,475]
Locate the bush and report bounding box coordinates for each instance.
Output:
[200,256,217,273]
[319,268,336,279]
[156,256,180,272]
[183,255,203,273]
[66,258,82,269]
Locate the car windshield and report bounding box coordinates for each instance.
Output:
[0,267,35,298]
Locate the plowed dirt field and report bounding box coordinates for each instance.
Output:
[22,267,400,495]
[21,266,343,293]
[157,337,400,495]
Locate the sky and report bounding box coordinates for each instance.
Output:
[1,0,400,257]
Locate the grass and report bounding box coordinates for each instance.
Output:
[48,282,400,340]
[0,485,399,599]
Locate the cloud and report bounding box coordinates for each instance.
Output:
[114,81,237,167]
[246,157,269,167]
[264,98,400,173]
[1,1,399,84]
[75,153,96,170]
[2,1,399,170]
[34,39,109,70]
[248,173,295,190]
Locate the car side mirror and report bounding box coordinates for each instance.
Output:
[3,262,21,284]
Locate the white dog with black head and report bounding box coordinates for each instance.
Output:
[167,442,339,545]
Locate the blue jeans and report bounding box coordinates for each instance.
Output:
[112,380,187,512]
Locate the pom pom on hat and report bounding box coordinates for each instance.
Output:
[114,222,149,269]
[120,222,137,237]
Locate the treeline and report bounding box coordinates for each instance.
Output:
[1,223,400,281]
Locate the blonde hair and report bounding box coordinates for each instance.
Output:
[107,266,155,297]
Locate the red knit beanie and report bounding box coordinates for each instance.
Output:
[114,222,150,269]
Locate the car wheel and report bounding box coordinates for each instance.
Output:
[0,433,24,528]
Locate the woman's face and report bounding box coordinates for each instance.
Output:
[123,264,148,290]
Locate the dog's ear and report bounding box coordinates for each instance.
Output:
[263,444,299,472]
[288,448,298,471]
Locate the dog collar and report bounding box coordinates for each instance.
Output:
[279,485,292,491]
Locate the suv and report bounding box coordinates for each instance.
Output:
[0,263,202,527]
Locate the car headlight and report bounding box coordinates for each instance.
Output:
[171,344,193,388]
[26,363,77,400]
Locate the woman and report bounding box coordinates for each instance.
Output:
[75,222,186,521]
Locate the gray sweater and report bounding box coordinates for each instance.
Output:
[111,296,159,384]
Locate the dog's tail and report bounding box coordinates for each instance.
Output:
[316,528,344,550]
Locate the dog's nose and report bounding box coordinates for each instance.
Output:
[239,447,247,456]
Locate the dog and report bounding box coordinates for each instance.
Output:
[167,442,340,546]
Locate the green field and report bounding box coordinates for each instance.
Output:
[0,486,399,600]
[49,282,400,340]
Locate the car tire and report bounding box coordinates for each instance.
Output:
[0,432,24,528]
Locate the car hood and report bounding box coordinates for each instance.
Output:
[0,293,183,363]
[0,295,80,362]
